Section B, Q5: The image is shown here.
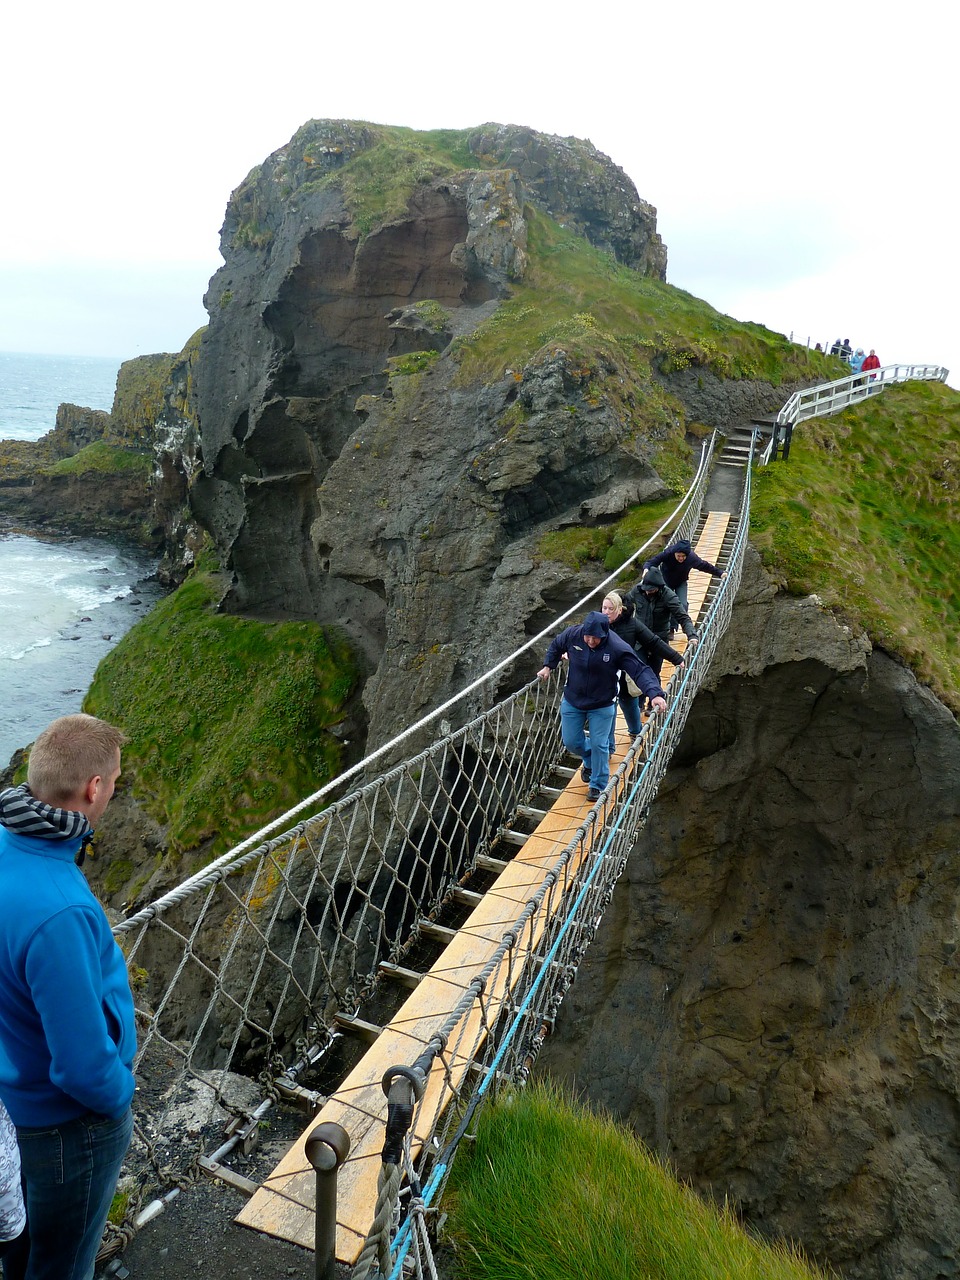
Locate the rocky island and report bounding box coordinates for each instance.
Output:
[2,119,959,1280]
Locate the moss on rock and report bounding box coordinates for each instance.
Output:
[85,557,359,859]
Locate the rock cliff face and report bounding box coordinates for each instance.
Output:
[7,119,951,1280]
[539,548,960,1280]
[0,344,203,585]
[0,403,156,546]
[191,120,783,747]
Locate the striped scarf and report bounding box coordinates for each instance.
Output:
[0,784,92,862]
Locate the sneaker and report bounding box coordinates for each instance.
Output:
[580,764,592,783]
[588,786,602,802]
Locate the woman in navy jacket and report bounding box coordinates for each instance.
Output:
[538,611,666,800]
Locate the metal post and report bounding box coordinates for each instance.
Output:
[305,1121,351,1280]
[781,423,792,462]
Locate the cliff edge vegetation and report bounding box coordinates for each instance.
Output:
[751,378,960,711]
[443,1082,833,1280]
[0,334,204,581]
[84,553,357,872]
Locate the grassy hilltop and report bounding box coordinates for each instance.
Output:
[80,124,959,868]
[750,378,960,711]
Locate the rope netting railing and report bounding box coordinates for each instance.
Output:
[357,449,754,1280]
[101,434,722,1259]
[104,673,570,1252]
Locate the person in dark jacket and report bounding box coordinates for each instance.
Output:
[624,567,698,677]
[537,611,666,801]
[643,538,726,611]
[601,592,683,755]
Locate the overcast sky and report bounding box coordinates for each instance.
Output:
[1,0,955,387]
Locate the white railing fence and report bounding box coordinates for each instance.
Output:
[759,362,949,463]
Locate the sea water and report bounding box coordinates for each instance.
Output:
[0,352,163,769]
[0,350,120,440]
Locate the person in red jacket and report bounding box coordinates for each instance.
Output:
[861,349,881,380]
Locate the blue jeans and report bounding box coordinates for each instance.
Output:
[7,1108,133,1280]
[675,580,689,611]
[560,698,616,792]
[607,692,643,754]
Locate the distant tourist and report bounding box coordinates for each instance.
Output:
[830,338,843,357]
[841,338,853,361]
[851,347,866,373]
[537,611,666,802]
[862,349,881,379]
[815,342,823,352]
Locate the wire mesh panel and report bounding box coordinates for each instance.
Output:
[106,671,567,1231]
[102,435,725,1258]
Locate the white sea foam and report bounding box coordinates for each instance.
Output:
[0,352,163,768]
[0,533,162,766]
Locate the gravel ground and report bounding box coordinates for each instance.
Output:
[98,1103,353,1280]
[100,1177,322,1280]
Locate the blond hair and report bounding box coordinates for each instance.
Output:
[27,714,127,804]
[603,591,624,612]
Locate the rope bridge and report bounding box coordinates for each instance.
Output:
[103,429,747,1271]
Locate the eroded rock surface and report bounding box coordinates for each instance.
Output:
[191,120,785,748]
[0,346,203,583]
[539,548,960,1280]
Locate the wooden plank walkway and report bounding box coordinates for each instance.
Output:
[235,512,731,1260]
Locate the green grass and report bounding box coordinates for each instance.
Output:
[750,379,960,711]
[538,496,682,572]
[44,440,153,477]
[302,124,476,237]
[84,558,358,859]
[453,207,840,392]
[443,1081,833,1280]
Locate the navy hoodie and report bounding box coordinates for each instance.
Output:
[543,613,664,709]
[643,540,722,591]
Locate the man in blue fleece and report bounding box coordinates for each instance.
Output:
[537,611,667,801]
[0,714,135,1280]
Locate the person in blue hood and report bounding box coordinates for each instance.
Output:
[642,538,725,611]
[538,611,666,801]
[0,714,136,1280]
